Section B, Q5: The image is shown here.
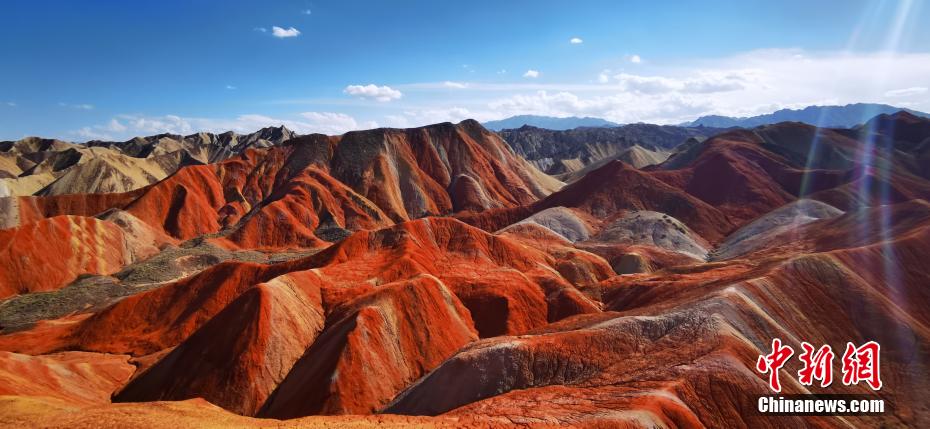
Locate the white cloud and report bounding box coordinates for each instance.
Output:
[254,27,267,33]
[497,69,507,75]
[226,85,237,90]
[610,70,752,94]
[299,111,376,134]
[59,102,94,110]
[629,54,642,64]
[74,118,128,140]
[442,81,468,89]
[486,90,712,125]
[302,9,312,15]
[106,119,127,132]
[884,86,928,97]
[523,69,540,78]
[343,84,403,101]
[271,26,301,38]
[74,127,112,140]
[570,37,583,44]
[64,50,930,141]
[384,107,477,128]
[476,50,930,123]
[71,111,381,142]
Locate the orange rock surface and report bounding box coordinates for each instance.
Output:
[0,352,134,405]
[0,216,135,297]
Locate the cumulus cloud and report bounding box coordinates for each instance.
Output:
[630,54,642,64]
[74,118,129,140]
[343,84,403,101]
[384,107,476,128]
[570,37,583,44]
[106,118,127,132]
[272,26,301,38]
[299,112,377,134]
[884,86,928,97]
[610,70,752,94]
[523,69,540,78]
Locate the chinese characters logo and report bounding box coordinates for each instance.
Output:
[756,339,881,392]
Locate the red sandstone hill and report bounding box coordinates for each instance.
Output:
[460,116,930,249]
[0,217,609,418]
[536,160,734,241]
[0,214,172,298]
[2,115,930,427]
[0,120,557,295]
[292,120,561,220]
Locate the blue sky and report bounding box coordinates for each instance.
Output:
[2,0,929,140]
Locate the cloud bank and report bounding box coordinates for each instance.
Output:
[71,49,930,141]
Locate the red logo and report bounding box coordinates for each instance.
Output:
[797,342,834,387]
[756,338,794,392]
[757,340,881,392]
[841,341,882,390]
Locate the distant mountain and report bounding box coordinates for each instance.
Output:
[0,126,296,197]
[497,124,724,181]
[682,103,930,129]
[483,115,619,131]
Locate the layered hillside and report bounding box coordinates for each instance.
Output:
[2,115,930,427]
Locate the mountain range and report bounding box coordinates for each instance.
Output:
[483,115,619,130]
[0,126,296,198]
[497,123,724,181]
[1,114,929,426]
[682,102,930,128]
[484,103,930,133]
